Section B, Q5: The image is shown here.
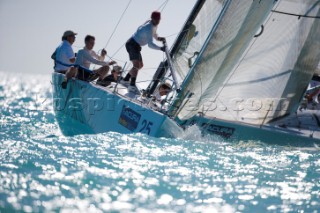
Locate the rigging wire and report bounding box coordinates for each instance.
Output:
[110,43,126,60]
[103,0,132,50]
[92,0,131,70]
[157,0,170,12]
[271,10,320,19]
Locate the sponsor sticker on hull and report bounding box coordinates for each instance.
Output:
[119,106,141,131]
[201,123,235,139]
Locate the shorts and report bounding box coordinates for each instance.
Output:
[77,67,95,81]
[125,38,142,62]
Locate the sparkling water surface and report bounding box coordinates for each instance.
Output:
[0,72,320,213]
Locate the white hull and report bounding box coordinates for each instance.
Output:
[52,73,320,146]
[52,73,183,138]
[181,111,320,145]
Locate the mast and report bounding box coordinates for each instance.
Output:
[168,0,232,117]
[163,39,180,91]
[168,0,207,58]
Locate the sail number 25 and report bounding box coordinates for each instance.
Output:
[139,119,153,135]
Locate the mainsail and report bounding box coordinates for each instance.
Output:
[170,0,320,126]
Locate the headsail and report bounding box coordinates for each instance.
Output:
[170,0,320,126]
[172,0,227,84]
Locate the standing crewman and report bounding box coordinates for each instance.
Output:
[123,11,166,93]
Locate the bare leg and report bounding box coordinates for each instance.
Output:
[61,67,78,89]
[94,65,110,80]
[128,60,143,86]
[65,66,78,80]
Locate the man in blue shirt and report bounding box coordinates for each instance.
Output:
[61,35,115,89]
[123,11,166,93]
[53,30,77,74]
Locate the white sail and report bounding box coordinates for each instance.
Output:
[172,0,277,120]
[316,62,320,75]
[172,0,227,84]
[203,0,320,125]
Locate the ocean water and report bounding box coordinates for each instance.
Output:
[0,71,320,213]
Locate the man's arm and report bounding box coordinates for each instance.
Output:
[91,49,105,61]
[153,32,166,42]
[64,45,76,64]
[148,32,162,50]
[84,50,107,66]
[149,26,165,50]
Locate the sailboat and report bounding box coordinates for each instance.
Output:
[52,0,320,145]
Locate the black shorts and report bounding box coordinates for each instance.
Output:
[77,67,95,81]
[125,38,142,62]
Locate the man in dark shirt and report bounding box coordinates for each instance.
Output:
[97,65,122,87]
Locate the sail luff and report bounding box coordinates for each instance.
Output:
[178,0,232,90]
[168,0,231,117]
[178,0,320,126]
[169,0,207,58]
[201,1,277,105]
[174,0,277,121]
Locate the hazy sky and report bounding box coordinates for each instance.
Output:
[0,0,196,84]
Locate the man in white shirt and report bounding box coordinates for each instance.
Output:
[54,30,77,74]
[149,82,171,111]
[62,35,115,89]
[153,82,171,103]
[123,11,166,93]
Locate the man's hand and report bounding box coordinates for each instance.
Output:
[160,46,166,52]
[101,49,107,57]
[109,61,116,65]
[158,37,166,42]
